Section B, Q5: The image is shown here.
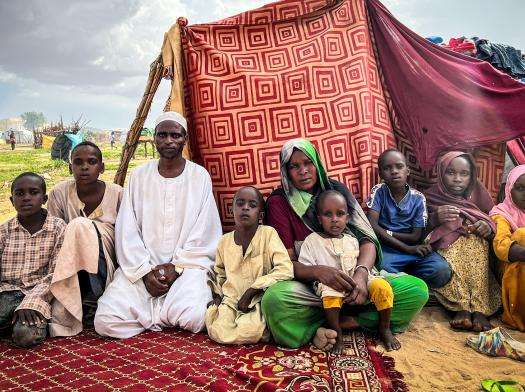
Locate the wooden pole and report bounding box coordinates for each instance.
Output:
[114,19,189,185]
[114,54,164,186]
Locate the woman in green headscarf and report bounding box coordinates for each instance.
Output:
[262,139,429,350]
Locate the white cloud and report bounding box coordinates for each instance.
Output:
[0,0,523,129]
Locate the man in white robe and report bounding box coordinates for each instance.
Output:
[94,112,222,338]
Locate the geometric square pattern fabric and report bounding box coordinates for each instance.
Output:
[181,0,395,229]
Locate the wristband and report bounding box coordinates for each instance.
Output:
[386,230,393,236]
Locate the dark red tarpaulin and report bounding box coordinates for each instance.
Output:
[367,0,525,168]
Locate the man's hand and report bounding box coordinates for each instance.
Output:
[143,270,169,297]
[153,264,179,286]
[12,309,45,326]
[237,287,263,313]
[406,244,433,257]
[315,265,356,293]
[344,268,368,305]
[467,220,493,239]
[436,205,461,224]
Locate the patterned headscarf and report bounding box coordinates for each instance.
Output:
[490,165,525,231]
[279,138,382,264]
[280,139,328,217]
[425,151,495,249]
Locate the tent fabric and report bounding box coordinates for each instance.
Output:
[179,0,396,228]
[367,0,525,169]
[64,133,83,150]
[42,135,55,149]
[2,130,34,144]
[507,137,525,165]
[172,0,520,228]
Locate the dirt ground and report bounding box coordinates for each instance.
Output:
[386,306,525,391]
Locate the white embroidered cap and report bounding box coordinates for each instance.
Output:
[154,111,187,132]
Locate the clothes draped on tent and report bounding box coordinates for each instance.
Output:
[444,37,476,56]
[475,38,525,79]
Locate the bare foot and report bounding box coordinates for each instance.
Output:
[450,311,473,330]
[472,312,493,332]
[331,335,344,355]
[340,315,359,330]
[380,329,401,351]
[313,327,338,351]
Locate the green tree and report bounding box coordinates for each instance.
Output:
[20,111,46,131]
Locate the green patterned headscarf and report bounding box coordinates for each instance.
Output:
[279,138,383,265]
[280,139,327,217]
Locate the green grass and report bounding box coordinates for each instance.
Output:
[0,143,153,222]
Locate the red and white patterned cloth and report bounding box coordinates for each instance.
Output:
[179,0,396,229]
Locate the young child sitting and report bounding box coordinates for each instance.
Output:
[366,149,451,289]
[490,165,525,332]
[0,172,66,347]
[299,190,399,354]
[206,186,293,344]
[47,141,122,336]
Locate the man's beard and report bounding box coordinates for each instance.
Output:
[157,146,183,159]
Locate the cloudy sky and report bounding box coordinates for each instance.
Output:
[0,0,523,129]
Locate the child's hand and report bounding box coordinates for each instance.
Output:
[344,280,368,305]
[467,220,492,239]
[207,294,222,308]
[407,244,432,257]
[237,287,262,313]
[12,309,45,326]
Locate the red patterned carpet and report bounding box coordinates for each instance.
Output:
[0,329,406,391]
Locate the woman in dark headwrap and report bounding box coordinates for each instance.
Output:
[261,139,428,349]
[425,151,501,332]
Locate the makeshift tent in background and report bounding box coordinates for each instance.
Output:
[51,133,83,162]
[2,129,34,144]
[42,135,55,149]
[116,0,525,229]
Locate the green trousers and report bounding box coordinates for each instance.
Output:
[261,275,428,348]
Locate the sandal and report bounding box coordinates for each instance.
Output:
[466,327,525,362]
[481,379,525,392]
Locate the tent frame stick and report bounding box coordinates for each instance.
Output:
[114,21,187,185]
[114,54,164,185]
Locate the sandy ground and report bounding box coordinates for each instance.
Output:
[384,306,525,391]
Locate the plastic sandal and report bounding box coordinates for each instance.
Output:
[466,327,525,362]
[481,379,525,392]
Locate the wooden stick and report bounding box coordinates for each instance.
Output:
[114,54,163,185]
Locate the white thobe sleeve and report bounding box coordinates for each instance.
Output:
[172,174,222,272]
[115,172,153,284]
